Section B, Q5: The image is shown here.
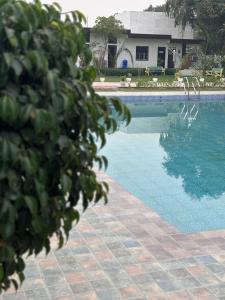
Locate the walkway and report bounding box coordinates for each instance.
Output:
[3,173,225,299]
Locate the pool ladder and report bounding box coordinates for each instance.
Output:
[183,77,201,99]
[180,103,199,127]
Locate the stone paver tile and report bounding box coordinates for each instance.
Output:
[132,273,152,284]
[175,276,200,289]
[167,290,193,300]
[95,250,114,261]
[71,246,90,255]
[119,285,144,299]
[86,269,109,281]
[70,282,93,295]
[22,278,46,291]
[208,284,225,297]
[47,282,72,299]
[91,279,114,291]
[169,268,192,279]
[24,262,41,278]
[195,255,218,265]
[190,287,218,299]
[25,288,49,300]
[206,263,225,274]
[123,240,141,248]
[138,281,165,296]
[96,288,121,300]
[56,256,83,273]
[75,291,99,300]
[2,292,26,300]
[124,264,145,276]
[65,272,87,284]
[43,274,66,287]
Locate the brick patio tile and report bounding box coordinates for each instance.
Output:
[38,258,58,269]
[95,250,114,261]
[124,264,145,276]
[141,262,162,273]
[195,255,218,265]
[206,263,225,274]
[86,269,109,281]
[175,276,200,289]
[119,285,144,298]
[65,272,87,284]
[110,275,133,289]
[123,240,141,248]
[70,282,93,295]
[22,278,46,291]
[208,284,225,297]
[147,248,174,261]
[91,279,114,291]
[187,265,207,275]
[110,247,131,258]
[43,274,66,287]
[138,281,165,296]
[117,255,139,265]
[132,273,152,284]
[169,268,192,279]
[166,291,193,300]
[169,249,192,259]
[2,292,26,300]
[41,266,62,277]
[70,246,90,255]
[96,288,121,300]
[24,262,41,278]
[75,291,98,300]
[56,256,83,273]
[47,282,72,299]
[190,287,218,299]
[25,288,49,300]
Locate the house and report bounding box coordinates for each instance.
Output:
[86,11,202,69]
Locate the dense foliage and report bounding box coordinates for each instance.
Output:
[0,0,130,292]
[144,4,166,12]
[165,0,225,54]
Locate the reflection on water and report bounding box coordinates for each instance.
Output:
[103,101,225,232]
[160,102,225,200]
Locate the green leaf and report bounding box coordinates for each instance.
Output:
[24,196,38,216]
[60,174,72,194]
[0,264,4,282]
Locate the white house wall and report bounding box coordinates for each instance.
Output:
[115,11,194,40]
[116,38,170,68]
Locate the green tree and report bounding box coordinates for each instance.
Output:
[144,4,166,12]
[165,0,225,54]
[92,16,124,69]
[0,0,130,292]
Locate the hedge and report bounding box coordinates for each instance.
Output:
[99,68,177,76]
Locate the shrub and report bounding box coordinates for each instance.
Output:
[0,0,130,292]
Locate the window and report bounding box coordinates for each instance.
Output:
[136,46,149,61]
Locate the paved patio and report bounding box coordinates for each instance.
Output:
[3,172,225,299]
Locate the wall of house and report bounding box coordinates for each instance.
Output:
[116,11,194,40]
[89,33,185,69]
[116,37,170,68]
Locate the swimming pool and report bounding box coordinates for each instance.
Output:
[102,101,225,233]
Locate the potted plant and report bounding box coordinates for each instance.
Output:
[99,73,105,82]
[126,73,132,83]
[120,75,126,87]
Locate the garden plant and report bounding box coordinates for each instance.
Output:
[0,0,130,292]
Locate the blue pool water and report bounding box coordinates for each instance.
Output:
[102,101,225,233]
